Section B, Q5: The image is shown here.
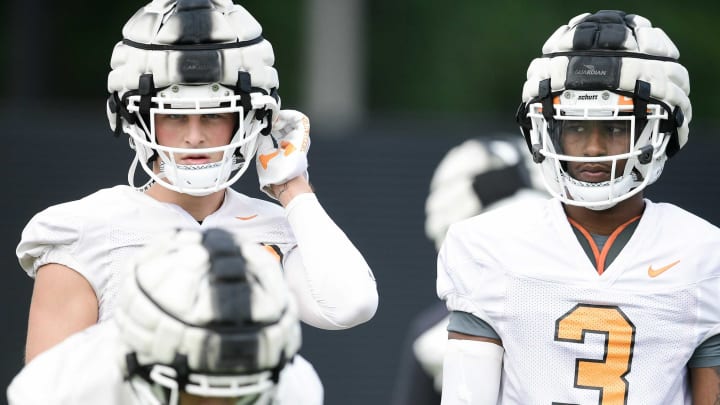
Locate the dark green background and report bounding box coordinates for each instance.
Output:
[2,2,717,125]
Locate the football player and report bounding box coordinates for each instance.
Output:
[392,136,547,405]
[8,228,323,404]
[438,10,720,404]
[17,0,377,364]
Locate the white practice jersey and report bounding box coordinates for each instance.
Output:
[7,323,324,405]
[438,198,720,405]
[17,186,377,329]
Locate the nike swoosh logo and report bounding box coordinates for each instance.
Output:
[236,214,258,221]
[648,260,680,278]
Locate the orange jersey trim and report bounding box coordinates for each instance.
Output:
[262,244,282,262]
[568,215,641,275]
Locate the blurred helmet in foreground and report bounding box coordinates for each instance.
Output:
[115,228,300,405]
[425,135,547,250]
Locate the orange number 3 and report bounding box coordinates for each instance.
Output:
[555,304,636,405]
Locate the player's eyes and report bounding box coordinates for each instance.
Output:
[604,123,629,136]
[202,113,236,124]
[562,121,628,136]
[561,123,586,134]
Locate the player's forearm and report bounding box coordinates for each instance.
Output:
[691,366,720,405]
[283,193,378,329]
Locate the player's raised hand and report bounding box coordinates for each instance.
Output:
[256,110,311,199]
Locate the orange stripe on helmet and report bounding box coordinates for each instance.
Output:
[618,96,634,106]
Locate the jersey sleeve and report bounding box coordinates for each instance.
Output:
[16,204,85,279]
[281,193,378,330]
[447,311,500,339]
[15,199,116,303]
[437,223,476,314]
[436,220,505,335]
[692,270,720,367]
[689,334,720,368]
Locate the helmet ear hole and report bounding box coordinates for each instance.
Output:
[107,92,136,137]
[638,145,654,165]
[531,144,544,164]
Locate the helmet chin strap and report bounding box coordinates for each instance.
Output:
[561,172,638,211]
[128,154,155,193]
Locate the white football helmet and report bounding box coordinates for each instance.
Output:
[516,10,691,210]
[114,228,301,405]
[107,0,280,196]
[424,135,547,250]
